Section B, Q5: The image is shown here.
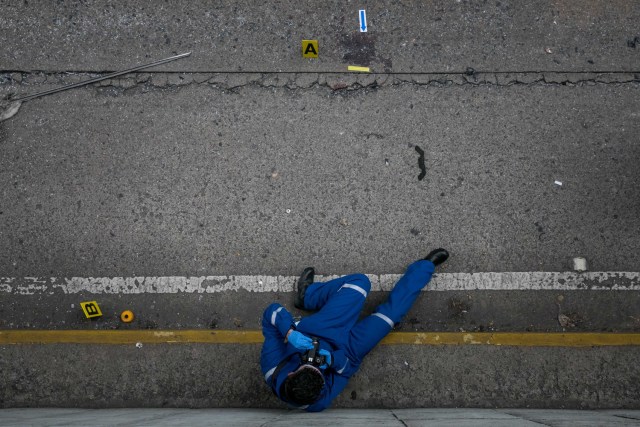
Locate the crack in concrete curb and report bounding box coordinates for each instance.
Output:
[2,71,640,97]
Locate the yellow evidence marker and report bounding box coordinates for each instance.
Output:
[120,310,135,323]
[80,301,103,319]
[302,40,319,58]
[348,65,370,72]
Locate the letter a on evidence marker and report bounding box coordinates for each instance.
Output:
[302,40,319,58]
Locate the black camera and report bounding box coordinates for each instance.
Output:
[302,337,326,367]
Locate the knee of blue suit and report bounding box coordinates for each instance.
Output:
[347,274,371,293]
[262,303,281,326]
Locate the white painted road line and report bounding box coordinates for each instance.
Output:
[0,272,639,294]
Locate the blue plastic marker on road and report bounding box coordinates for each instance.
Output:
[359,9,367,32]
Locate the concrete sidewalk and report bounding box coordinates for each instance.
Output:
[1,408,640,426]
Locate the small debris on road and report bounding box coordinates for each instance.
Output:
[0,100,22,121]
[135,342,143,349]
[573,257,588,272]
[554,180,563,186]
[545,47,553,54]
[558,313,575,328]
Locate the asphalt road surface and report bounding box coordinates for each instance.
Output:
[1,0,639,411]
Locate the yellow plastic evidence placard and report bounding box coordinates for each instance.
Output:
[302,40,319,58]
[348,65,370,72]
[80,301,103,319]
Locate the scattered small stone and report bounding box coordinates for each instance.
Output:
[558,313,575,328]
[135,342,143,348]
[0,100,22,121]
[573,257,588,272]
[545,47,553,54]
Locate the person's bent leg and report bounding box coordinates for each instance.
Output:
[347,260,435,362]
[303,274,371,312]
[296,274,371,339]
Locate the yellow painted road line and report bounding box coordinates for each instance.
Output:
[381,332,640,347]
[0,330,263,345]
[1,330,640,346]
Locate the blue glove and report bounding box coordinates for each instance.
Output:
[288,331,314,351]
[319,349,332,370]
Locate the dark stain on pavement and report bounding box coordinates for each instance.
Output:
[341,33,376,65]
[340,33,392,71]
[415,146,426,181]
[534,221,545,240]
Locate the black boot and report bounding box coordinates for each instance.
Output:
[294,267,315,310]
[424,248,449,266]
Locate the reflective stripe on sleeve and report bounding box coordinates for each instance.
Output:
[271,306,284,326]
[264,366,276,381]
[340,283,368,298]
[373,312,394,327]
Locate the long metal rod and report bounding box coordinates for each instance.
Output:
[11,52,191,102]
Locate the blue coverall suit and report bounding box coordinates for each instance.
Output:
[260,259,435,412]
